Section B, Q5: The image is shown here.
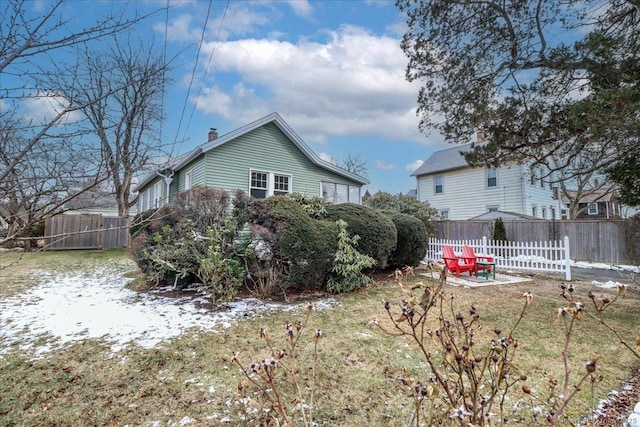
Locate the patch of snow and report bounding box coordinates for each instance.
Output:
[0,267,337,355]
[591,280,624,289]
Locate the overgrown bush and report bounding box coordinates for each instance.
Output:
[364,191,438,235]
[383,211,429,268]
[325,203,397,269]
[129,208,158,238]
[128,188,243,302]
[247,196,339,289]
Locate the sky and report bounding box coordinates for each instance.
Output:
[13,0,453,195]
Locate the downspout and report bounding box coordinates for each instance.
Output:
[156,169,175,205]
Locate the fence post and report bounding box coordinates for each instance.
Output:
[564,236,572,281]
[482,236,487,255]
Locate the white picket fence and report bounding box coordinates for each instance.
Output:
[427,236,572,281]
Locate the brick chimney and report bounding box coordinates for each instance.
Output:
[208,128,218,141]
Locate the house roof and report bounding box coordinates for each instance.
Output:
[560,188,617,204]
[135,112,369,192]
[468,211,543,221]
[411,144,474,176]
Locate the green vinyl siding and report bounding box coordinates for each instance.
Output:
[203,122,359,197]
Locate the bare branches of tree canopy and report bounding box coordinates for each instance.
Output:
[53,38,172,216]
[397,0,640,206]
[339,153,368,177]
[0,0,166,245]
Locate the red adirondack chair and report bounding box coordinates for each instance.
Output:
[442,245,477,277]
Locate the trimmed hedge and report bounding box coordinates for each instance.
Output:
[382,211,429,268]
[325,203,397,269]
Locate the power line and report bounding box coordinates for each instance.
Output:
[171,0,214,158]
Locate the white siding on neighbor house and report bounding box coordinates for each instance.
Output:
[417,164,528,220]
[522,168,562,219]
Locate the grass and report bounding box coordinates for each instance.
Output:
[0,250,639,426]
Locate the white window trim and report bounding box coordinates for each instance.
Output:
[153,181,163,208]
[486,168,498,188]
[434,175,444,194]
[588,203,599,215]
[250,169,292,198]
[439,209,449,220]
[321,181,361,204]
[184,169,193,191]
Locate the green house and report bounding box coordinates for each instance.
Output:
[134,112,369,211]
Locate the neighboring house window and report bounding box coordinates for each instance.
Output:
[542,207,547,219]
[322,182,360,204]
[487,205,499,212]
[486,168,497,188]
[153,181,163,208]
[434,175,444,194]
[530,170,536,185]
[551,207,556,219]
[561,208,568,219]
[588,203,599,215]
[439,209,449,220]
[532,206,537,217]
[250,171,268,198]
[250,170,293,199]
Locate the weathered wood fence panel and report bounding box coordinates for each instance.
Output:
[45,215,130,250]
[433,220,631,264]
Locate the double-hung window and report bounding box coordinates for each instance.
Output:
[588,203,599,215]
[434,175,444,194]
[486,168,497,188]
[250,170,292,199]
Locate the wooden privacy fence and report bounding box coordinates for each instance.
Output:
[44,215,130,250]
[433,220,631,264]
[428,236,572,280]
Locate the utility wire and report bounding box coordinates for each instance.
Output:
[171,0,214,158]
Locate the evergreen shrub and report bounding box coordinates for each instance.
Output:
[383,211,429,268]
[325,203,397,269]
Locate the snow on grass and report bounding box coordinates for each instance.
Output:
[0,267,336,355]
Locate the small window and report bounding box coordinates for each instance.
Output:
[487,205,499,212]
[532,206,538,217]
[439,209,449,220]
[588,203,599,215]
[185,170,193,190]
[542,207,547,219]
[487,168,497,188]
[251,171,268,198]
[550,207,556,219]
[153,181,163,208]
[434,175,444,194]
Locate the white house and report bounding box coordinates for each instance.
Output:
[411,144,560,220]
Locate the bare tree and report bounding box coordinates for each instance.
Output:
[339,153,368,177]
[58,38,171,216]
[0,0,164,245]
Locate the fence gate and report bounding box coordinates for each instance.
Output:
[44,215,130,250]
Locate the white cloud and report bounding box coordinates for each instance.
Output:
[375,160,396,171]
[317,152,337,164]
[405,159,423,172]
[285,0,313,18]
[194,25,429,145]
[21,92,82,125]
